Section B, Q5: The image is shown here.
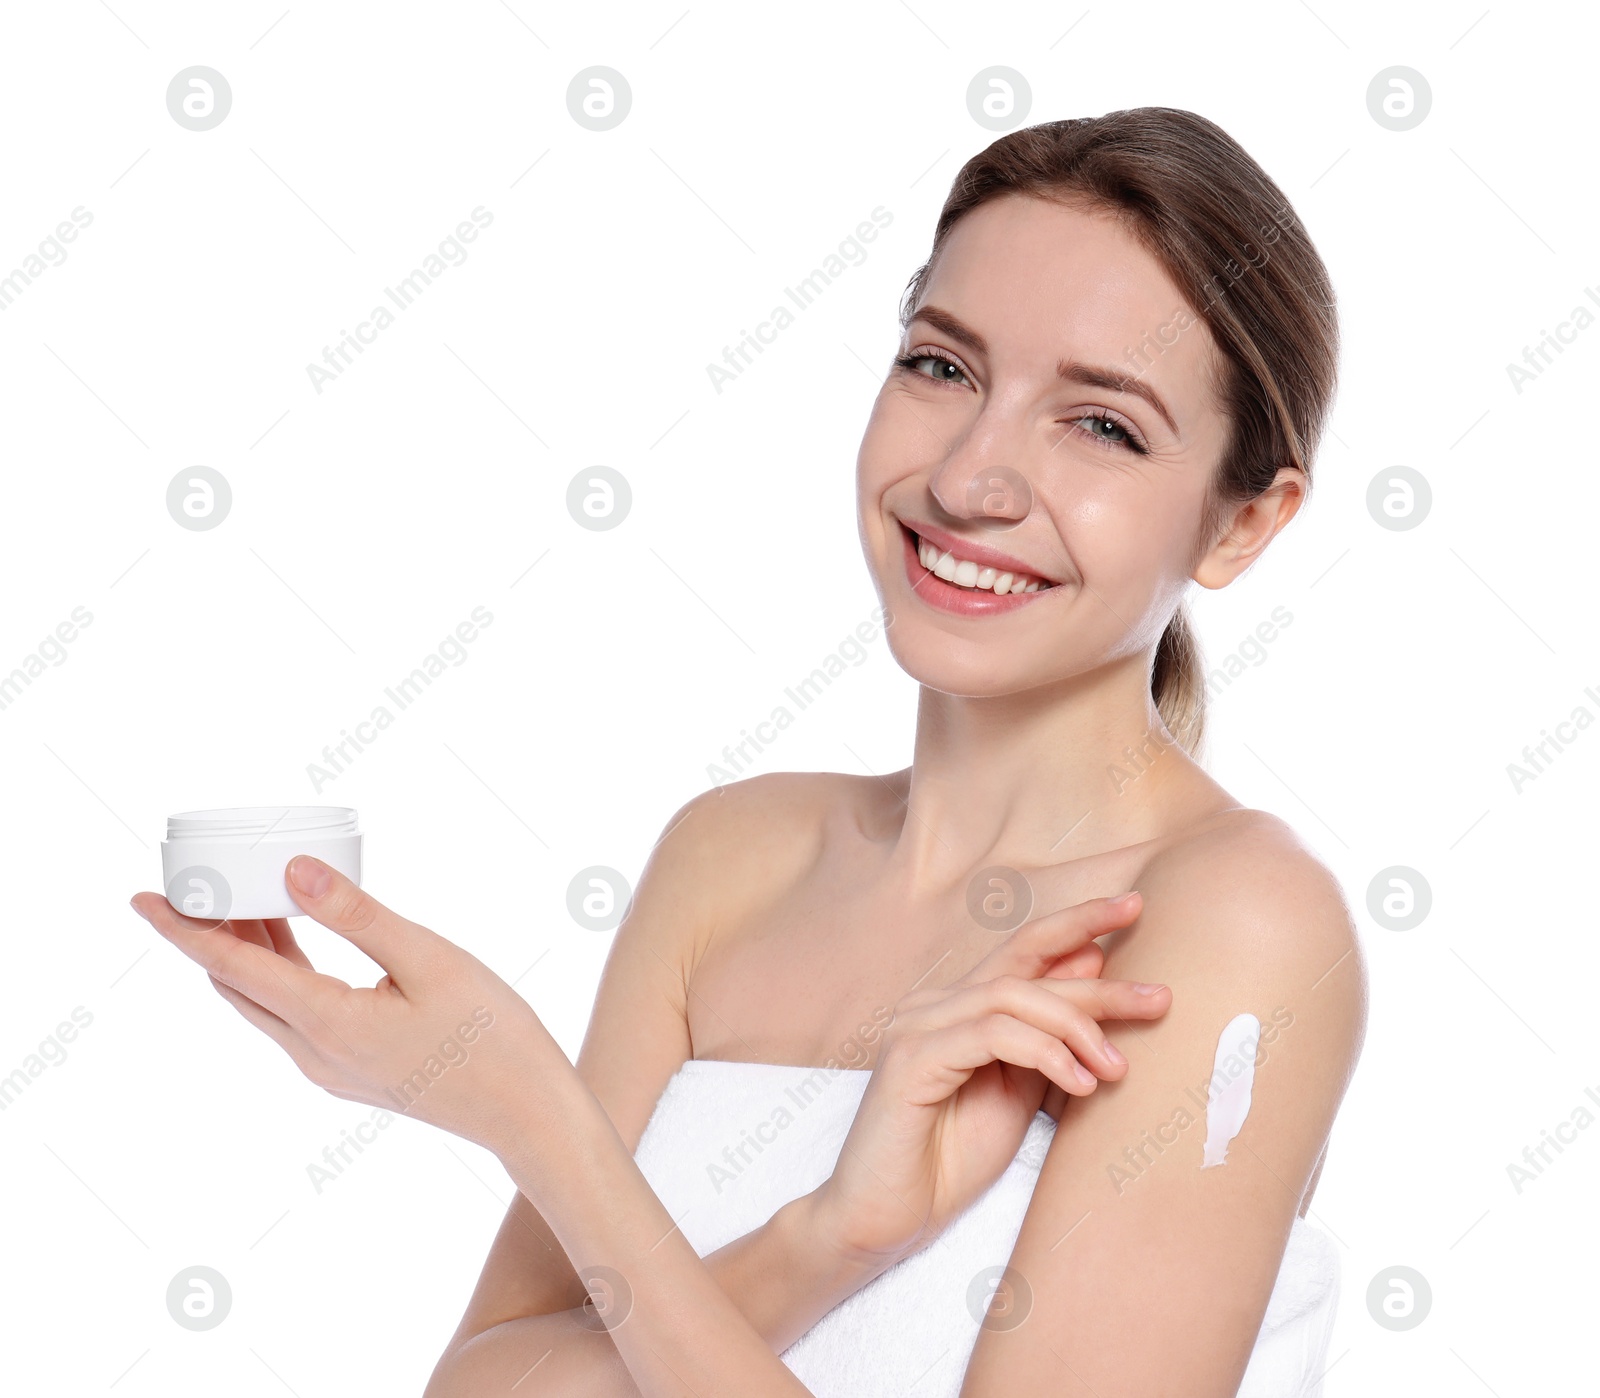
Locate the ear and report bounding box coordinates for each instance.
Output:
[1193,465,1307,590]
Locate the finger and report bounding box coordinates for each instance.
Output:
[1040,976,1173,1069]
[166,911,314,970]
[1041,942,1103,980]
[207,973,319,1070]
[913,1014,1104,1097]
[992,972,1145,1081]
[1037,978,1174,1077]
[282,856,444,986]
[1043,976,1172,1022]
[222,918,276,953]
[905,975,1152,1080]
[132,891,352,1033]
[224,918,314,970]
[263,917,315,970]
[963,892,1143,986]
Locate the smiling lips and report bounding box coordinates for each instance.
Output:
[898,520,1059,616]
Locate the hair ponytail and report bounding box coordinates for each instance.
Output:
[1153,600,1207,761]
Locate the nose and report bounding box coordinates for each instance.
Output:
[928,420,1035,532]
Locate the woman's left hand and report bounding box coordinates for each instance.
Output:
[129,855,560,1154]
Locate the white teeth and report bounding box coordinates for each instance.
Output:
[914,532,1045,595]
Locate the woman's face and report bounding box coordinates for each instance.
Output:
[857,193,1236,699]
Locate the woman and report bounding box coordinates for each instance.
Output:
[132,108,1366,1396]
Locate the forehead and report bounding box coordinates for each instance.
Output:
[914,193,1220,415]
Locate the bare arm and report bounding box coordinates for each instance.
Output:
[426,1188,875,1394]
[424,780,889,1395]
[956,815,1369,1396]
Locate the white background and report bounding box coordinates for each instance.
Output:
[1,0,1593,1392]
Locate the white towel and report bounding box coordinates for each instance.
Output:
[633,1059,1340,1396]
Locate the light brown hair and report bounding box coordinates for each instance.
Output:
[900,108,1340,759]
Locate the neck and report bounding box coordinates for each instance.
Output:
[886,651,1200,892]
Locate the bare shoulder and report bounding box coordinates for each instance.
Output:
[1105,806,1368,1083]
[1140,808,1364,982]
[576,769,869,1139]
[636,768,882,949]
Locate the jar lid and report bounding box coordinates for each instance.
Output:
[165,806,359,840]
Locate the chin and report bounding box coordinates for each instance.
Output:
[880,621,1056,701]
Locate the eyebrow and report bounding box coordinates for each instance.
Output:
[907,303,1181,439]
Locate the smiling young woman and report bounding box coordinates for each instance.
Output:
[135,106,1364,1398]
[416,108,1366,1397]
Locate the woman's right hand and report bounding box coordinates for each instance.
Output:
[805,892,1172,1271]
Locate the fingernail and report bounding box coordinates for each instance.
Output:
[1112,890,1140,906]
[129,896,148,920]
[1133,982,1165,995]
[288,856,330,897]
[1073,1062,1096,1089]
[1103,1039,1126,1066]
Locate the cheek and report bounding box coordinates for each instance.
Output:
[858,388,947,483]
[1059,486,1198,600]
[854,399,890,493]
[856,406,917,534]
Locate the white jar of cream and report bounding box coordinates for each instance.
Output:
[161,806,362,920]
